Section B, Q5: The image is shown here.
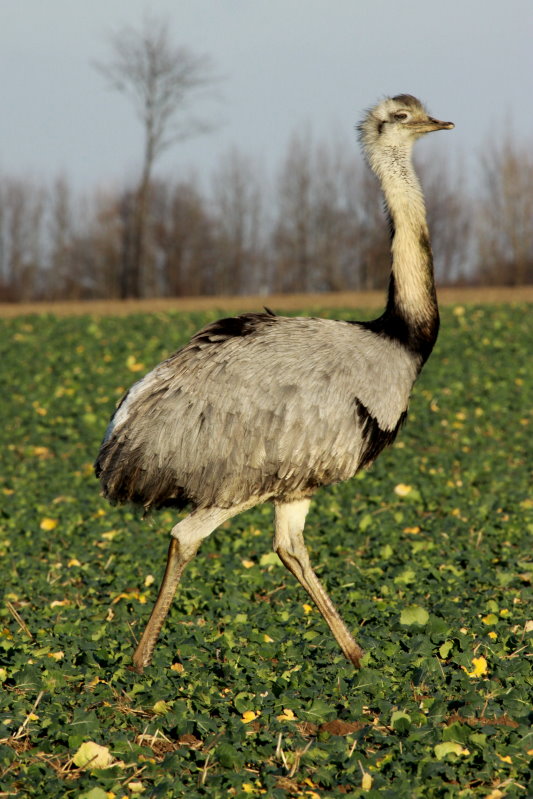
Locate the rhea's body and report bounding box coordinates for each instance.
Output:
[98,313,423,511]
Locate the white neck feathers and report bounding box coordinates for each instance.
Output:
[370,143,436,327]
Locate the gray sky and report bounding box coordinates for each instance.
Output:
[1,0,531,192]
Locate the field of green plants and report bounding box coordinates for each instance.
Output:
[1,303,531,798]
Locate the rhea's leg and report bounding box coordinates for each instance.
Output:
[274,499,363,668]
[132,504,249,673]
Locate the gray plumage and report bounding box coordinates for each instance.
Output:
[95,94,454,672]
[98,314,418,510]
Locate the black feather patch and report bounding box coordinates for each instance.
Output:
[359,281,439,366]
[354,398,407,469]
[190,312,277,346]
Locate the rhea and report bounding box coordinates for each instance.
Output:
[95,94,454,673]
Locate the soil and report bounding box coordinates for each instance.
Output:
[1,286,532,318]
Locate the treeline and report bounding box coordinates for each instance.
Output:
[0,132,532,302]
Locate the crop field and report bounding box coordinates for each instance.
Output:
[0,303,531,798]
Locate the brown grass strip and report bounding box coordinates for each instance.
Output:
[1,286,532,318]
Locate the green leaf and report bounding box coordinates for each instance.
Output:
[233,691,256,714]
[216,742,245,770]
[442,721,470,744]
[259,552,281,567]
[394,569,417,585]
[380,544,394,559]
[359,513,373,532]
[390,710,411,731]
[439,640,454,658]
[434,741,470,760]
[400,605,429,626]
[301,698,336,723]
[73,741,113,770]
[78,789,109,799]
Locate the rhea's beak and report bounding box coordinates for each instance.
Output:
[410,117,455,133]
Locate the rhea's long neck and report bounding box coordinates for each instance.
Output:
[371,144,439,360]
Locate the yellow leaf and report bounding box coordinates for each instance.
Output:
[128,781,145,793]
[101,530,119,540]
[73,741,113,770]
[263,634,274,642]
[463,655,488,678]
[111,592,130,605]
[126,355,144,372]
[241,559,255,568]
[111,589,145,605]
[242,710,260,723]
[32,446,53,458]
[496,753,512,764]
[394,483,412,497]
[488,631,497,640]
[302,604,313,614]
[242,785,254,794]
[481,614,498,625]
[68,558,81,567]
[152,700,171,715]
[361,771,373,791]
[276,708,296,721]
[170,662,184,673]
[144,574,155,587]
[50,599,70,608]
[49,651,64,661]
[403,526,421,534]
[40,518,58,531]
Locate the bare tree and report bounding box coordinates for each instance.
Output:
[273,132,315,292]
[475,135,533,285]
[48,175,75,299]
[95,15,219,298]
[211,148,267,294]
[0,178,46,300]
[416,151,472,285]
[273,132,388,293]
[152,178,216,297]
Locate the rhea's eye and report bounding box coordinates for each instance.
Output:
[393,112,408,121]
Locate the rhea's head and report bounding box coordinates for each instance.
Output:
[358,94,454,159]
